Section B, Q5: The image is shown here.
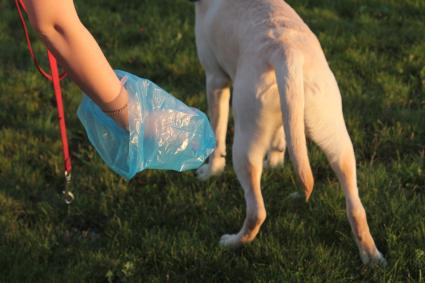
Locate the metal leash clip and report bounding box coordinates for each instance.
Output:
[62,171,75,205]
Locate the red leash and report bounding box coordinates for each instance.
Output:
[15,0,74,204]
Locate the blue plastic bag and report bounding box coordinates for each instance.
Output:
[77,70,215,180]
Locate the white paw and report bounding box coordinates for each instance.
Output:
[219,234,242,248]
[196,164,212,181]
[196,157,225,181]
[360,249,387,267]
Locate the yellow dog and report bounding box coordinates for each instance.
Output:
[194,0,386,266]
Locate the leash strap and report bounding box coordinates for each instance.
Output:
[48,51,72,175]
[15,0,73,202]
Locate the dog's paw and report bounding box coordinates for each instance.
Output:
[360,249,387,267]
[219,234,243,248]
[196,157,225,181]
[196,164,211,181]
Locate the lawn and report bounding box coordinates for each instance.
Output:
[0,0,424,282]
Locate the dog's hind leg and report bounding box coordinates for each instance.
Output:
[196,74,231,180]
[219,66,278,248]
[305,82,386,266]
[219,128,268,247]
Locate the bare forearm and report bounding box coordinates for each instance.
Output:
[23,0,128,129]
[42,21,121,107]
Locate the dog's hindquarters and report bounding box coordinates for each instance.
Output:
[273,38,385,265]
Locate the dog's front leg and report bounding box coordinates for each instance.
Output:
[197,75,230,180]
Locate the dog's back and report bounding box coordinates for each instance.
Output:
[195,0,327,81]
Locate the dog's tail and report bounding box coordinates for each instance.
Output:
[272,48,314,201]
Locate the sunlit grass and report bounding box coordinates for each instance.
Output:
[0,0,424,282]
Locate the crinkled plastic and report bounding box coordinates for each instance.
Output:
[77,70,215,180]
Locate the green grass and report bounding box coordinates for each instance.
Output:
[0,0,424,282]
